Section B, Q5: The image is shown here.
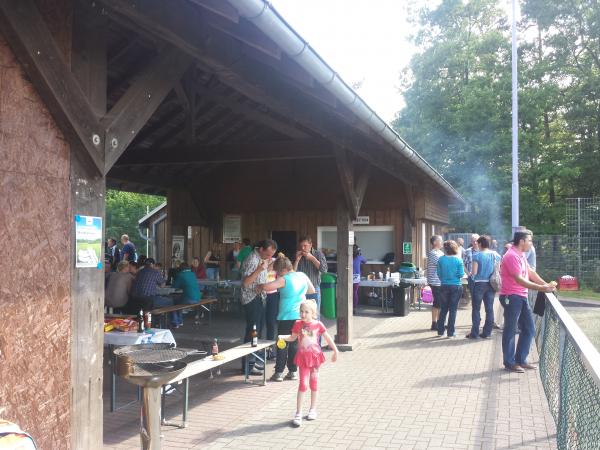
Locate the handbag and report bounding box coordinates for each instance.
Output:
[533,291,546,316]
[489,254,502,292]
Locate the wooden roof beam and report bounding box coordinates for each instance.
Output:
[333,147,371,220]
[98,0,421,186]
[115,138,330,167]
[0,0,105,174]
[101,46,193,173]
[193,83,309,140]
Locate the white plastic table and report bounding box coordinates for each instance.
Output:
[104,328,175,346]
[359,279,394,312]
[400,278,428,309]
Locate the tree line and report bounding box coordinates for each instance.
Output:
[393,0,600,237]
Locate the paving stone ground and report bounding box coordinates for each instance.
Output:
[104,303,557,449]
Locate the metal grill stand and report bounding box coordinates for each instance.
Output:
[113,344,188,450]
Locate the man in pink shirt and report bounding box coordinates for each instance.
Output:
[500,229,555,373]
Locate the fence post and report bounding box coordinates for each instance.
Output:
[577,197,582,282]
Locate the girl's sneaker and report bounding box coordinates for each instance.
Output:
[292,412,302,427]
[306,409,317,420]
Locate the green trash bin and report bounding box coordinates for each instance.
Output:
[320,272,337,319]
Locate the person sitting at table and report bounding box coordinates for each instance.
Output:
[105,261,134,311]
[128,260,139,277]
[191,256,206,279]
[171,262,202,328]
[129,258,175,325]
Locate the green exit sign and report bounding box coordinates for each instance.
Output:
[403,242,412,255]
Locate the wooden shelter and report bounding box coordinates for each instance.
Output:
[0,0,464,447]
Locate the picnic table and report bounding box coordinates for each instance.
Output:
[161,340,273,428]
[196,279,241,312]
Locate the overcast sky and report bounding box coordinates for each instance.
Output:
[269,0,516,124]
[269,0,418,123]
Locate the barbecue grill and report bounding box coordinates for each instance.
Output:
[113,343,201,450]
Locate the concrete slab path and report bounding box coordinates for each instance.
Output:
[104,303,557,449]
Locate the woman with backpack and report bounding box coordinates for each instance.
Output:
[466,235,501,339]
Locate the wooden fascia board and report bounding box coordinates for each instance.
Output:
[0,0,105,174]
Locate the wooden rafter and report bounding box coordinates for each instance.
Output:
[101,47,193,172]
[193,83,308,139]
[0,0,105,174]
[116,138,329,167]
[98,0,424,187]
[333,147,371,220]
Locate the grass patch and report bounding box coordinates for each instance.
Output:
[556,288,600,301]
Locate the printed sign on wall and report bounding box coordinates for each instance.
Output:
[75,215,103,268]
[223,214,242,243]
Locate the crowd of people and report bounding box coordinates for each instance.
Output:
[104,234,206,327]
[425,228,556,372]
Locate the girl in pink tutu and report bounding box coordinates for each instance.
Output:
[278,299,339,427]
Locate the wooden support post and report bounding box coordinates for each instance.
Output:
[336,198,354,350]
[404,185,415,263]
[70,1,107,448]
[333,146,371,220]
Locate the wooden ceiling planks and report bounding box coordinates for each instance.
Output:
[96,0,437,196]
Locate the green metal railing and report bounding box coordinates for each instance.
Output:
[536,293,600,449]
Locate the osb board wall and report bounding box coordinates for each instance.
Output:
[0,30,71,450]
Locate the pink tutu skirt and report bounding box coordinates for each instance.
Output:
[294,349,325,368]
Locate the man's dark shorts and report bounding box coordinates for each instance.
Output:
[430,285,442,308]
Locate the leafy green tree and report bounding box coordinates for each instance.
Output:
[394,0,600,237]
[394,0,513,237]
[105,190,165,256]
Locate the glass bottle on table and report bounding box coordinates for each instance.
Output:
[251,324,258,347]
[137,309,144,333]
[211,338,219,356]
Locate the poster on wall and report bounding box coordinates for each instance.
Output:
[75,215,103,269]
[223,214,241,243]
[172,235,185,262]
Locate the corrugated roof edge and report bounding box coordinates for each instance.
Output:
[225,0,466,206]
[138,201,167,225]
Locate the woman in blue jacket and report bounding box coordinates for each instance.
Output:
[436,240,465,338]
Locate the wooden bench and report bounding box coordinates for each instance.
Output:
[161,340,273,428]
[150,298,218,328]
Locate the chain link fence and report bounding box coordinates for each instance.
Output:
[536,294,600,449]
[535,198,600,291]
